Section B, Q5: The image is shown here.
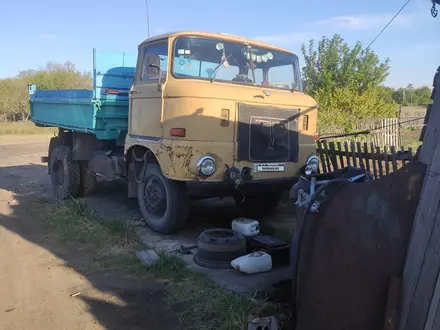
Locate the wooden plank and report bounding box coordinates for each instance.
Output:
[371,142,378,180]
[377,146,383,178]
[409,147,413,161]
[328,142,338,170]
[391,146,398,173]
[394,118,397,147]
[384,276,401,330]
[344,141,351,166]
[322,141,332,172]
[404,197,440,330]
[385,118,389,146]
[317,141,327,173]
[337,142,345,168]
[419,76,440,166]
[400,127,440,330]
[432,296,440,330]
[356,142,365,171]
[424,272,440,330]
[384,146,390,176]
[350,141,357,168]
[364,142,371,174]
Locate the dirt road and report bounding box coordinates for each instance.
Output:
[0,136,182,330]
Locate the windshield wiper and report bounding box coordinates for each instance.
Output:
[210,54,232,82]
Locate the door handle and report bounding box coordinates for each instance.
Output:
[130,90,139,94]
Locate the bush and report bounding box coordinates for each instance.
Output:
[0,62,92,122]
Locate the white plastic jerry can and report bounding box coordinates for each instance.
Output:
[231,218,260,236]
[231,251,272,274]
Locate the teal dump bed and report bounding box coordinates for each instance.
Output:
[30,49,136,143]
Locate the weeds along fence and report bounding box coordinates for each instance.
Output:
[316,140,416,180]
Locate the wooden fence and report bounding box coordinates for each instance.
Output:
[316,140,415,180]
[319,118,401,148]
[399,116,425,128]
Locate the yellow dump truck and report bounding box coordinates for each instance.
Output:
[30,31,319,234]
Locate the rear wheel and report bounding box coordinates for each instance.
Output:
[78,161,97,196]
[50,145,80,201]
[137,163,189,234]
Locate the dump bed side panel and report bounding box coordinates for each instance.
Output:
[30,50,136,142]
[30,89,95,131]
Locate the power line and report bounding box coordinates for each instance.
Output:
[365,0,412,50]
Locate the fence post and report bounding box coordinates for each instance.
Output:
[317,141,326,173]
[371,142,378,179]
[329,142,338,170]
[364,142,371,174]
[323,141,332,173]
[337,142,345,168]
[344,142,351,166]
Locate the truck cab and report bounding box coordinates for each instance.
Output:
[125,31,319,232]
[30,31,319,234]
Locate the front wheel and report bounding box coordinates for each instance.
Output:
[137,163,190,234]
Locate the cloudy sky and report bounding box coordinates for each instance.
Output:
[1,0,438,88]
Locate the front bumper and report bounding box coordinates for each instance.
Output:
[186,176,297,198]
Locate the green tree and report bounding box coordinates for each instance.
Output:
[391,85,432,105]
[377,86,396,104]
[301,34,398,132]
[0,62,92,121]
[412,86,432,105]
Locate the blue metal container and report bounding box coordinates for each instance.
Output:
[29,49,136,144]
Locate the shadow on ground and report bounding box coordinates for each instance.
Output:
[0,164,184,329]
[0,163,296,329]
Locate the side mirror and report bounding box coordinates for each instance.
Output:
[145,53,161,77]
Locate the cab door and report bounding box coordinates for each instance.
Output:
[129,40,169,139]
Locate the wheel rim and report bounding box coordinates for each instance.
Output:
[55,159,64,187]
[143,175,167,218]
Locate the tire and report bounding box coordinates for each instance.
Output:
[137,163,189,234]
[78,161,97,196]
[235,192,282,217]
[50,145,80,201]
[194,229,246,269]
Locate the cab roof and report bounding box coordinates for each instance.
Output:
[139,31,295,55]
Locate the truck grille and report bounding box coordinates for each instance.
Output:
[237,103,299,162]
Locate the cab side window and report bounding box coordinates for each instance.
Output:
[141,42,168,82]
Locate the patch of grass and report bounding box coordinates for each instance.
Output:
[0,121,56,135]
[36,199,141,270]
[35,198,265,330]
[168,272,259,330]
[401,127,423,151]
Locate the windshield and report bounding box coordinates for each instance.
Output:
[172,36,302,91]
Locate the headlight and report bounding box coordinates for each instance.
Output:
[306,155,319,175]
[197,156,216,176]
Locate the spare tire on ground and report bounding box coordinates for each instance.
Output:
[194,229,246,269]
